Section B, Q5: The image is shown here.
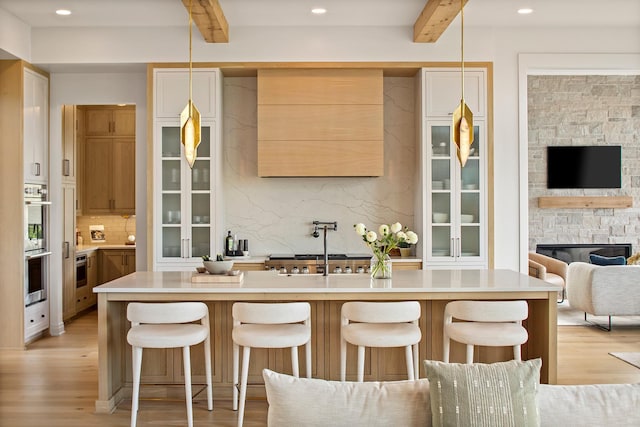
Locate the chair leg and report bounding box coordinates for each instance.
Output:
[204,336,213,411]
[340,337,347,382]
[305,340,312,379]
[513,344,522,361]
[237,346,251,427]
[405,345,414,381]
[443,335,450,363]
[357,345,365,382]
[183,346,193,427]
[291,346,299,377]
[413,343,419,380]
[232,342,239,411]
[465,344,474,364]
[130,346,143,427]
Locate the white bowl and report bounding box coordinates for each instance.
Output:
[203,260,233,275]
[433,212,449,223]
[460,214,474,223]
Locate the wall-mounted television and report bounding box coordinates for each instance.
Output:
[547,145,621,189]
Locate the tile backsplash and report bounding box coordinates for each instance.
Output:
[76,215,136,245]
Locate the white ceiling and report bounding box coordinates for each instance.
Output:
[1,0,639,29]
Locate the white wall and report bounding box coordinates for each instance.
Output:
[49,72,147,334]
[27,23,640,274]
[0,7,30,60]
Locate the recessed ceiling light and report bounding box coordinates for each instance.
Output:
[517,8,533,14]
[311,8,327,15]
[56,9,72,16]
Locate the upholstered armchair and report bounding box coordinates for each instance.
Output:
[528,252,568,302]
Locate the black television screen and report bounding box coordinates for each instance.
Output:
[547,146,621,189]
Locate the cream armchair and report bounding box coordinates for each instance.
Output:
[528,252,568,302]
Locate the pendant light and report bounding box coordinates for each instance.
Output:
[181,0,201,168]
[451,0,473,167]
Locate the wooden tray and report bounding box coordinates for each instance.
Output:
[191,271,244,283]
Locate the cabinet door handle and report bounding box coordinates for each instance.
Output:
[88,257,92,268]
[34,162,41,176]
[186,239,190,258]
[63,159,70,176]
[64,241,70,259]
[457,238,461,257]
[450,238,455,258]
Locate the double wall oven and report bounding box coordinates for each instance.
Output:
[24,183,51,306]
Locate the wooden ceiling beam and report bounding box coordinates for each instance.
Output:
[181,0,229,43]
[413,0,469,43]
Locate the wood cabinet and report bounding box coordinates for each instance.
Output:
[23,68,49,184]
[417,68,490,269]
[62,105,79,183]
[152,68,223,271]
[85,106,135,137]
[99,249,136,284]
[24,301,49,344]
[83,137,135,214]
[62,184,76,321]
[257,69,384,177]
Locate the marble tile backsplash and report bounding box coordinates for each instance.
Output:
[76,215,136,245]
[223,77,417,256]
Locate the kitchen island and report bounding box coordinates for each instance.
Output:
[94,269,560,413]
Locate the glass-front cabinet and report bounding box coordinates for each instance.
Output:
[426,121,486,267]
[155,121,218,269]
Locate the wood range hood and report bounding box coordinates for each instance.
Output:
[257,69,384,177]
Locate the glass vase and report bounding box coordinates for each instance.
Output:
[370,253,392,279]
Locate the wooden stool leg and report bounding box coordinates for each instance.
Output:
[513,344,522,361]
[413,343,419,379]
[237,346,251,427]
[130,346,143,427]
[357,345,365,382]
[183,346,193,427]
[443,336,450,363]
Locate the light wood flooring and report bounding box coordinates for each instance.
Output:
[1,309,639,427]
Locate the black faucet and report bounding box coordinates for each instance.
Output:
[312,221,338,276]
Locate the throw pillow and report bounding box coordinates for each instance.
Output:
[589,254,626,265]
[262,369,431,427]
[423,358,541,427]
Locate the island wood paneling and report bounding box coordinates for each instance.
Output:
[538,196,633,209]
[257,69,384,177]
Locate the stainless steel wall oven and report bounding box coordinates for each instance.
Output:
[24,183,51,306]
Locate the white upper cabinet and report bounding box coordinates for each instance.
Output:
[24,69,49,183]
[155,70,218,119]
[424,70,485,117]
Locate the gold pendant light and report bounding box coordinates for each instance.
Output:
[180,0,201,169]
[451,0,474,167]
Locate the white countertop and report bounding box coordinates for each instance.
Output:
[76,244,136,255]
[94,269,560,295]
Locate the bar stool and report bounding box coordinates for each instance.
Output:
[340,301,422,382]
[232,302,311,427]
[443,300,529,364]
[126,302,212,427]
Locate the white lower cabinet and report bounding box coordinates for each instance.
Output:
[25,300,49,343]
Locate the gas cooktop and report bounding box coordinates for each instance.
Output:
[269,253,371,261]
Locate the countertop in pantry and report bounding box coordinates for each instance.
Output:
[76,244,136,255]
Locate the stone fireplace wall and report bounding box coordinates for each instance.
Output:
[528,75,640,254]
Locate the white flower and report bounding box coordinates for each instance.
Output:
[406,231,418,244]
[354,223,366,236]
[390,222,402,233]
[378,224,389,237]
[366,231,377,242]
[396,231,407,241]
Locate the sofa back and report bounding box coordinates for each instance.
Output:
[263,369,640,427]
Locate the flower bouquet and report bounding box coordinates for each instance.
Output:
[354,222,418,279]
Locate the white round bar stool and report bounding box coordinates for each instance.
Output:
[340,301,422,382]
[443,300,529,364]
[232,302,311,427]
[126,302,213,427]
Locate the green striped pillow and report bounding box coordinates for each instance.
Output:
[423,359,541,427]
